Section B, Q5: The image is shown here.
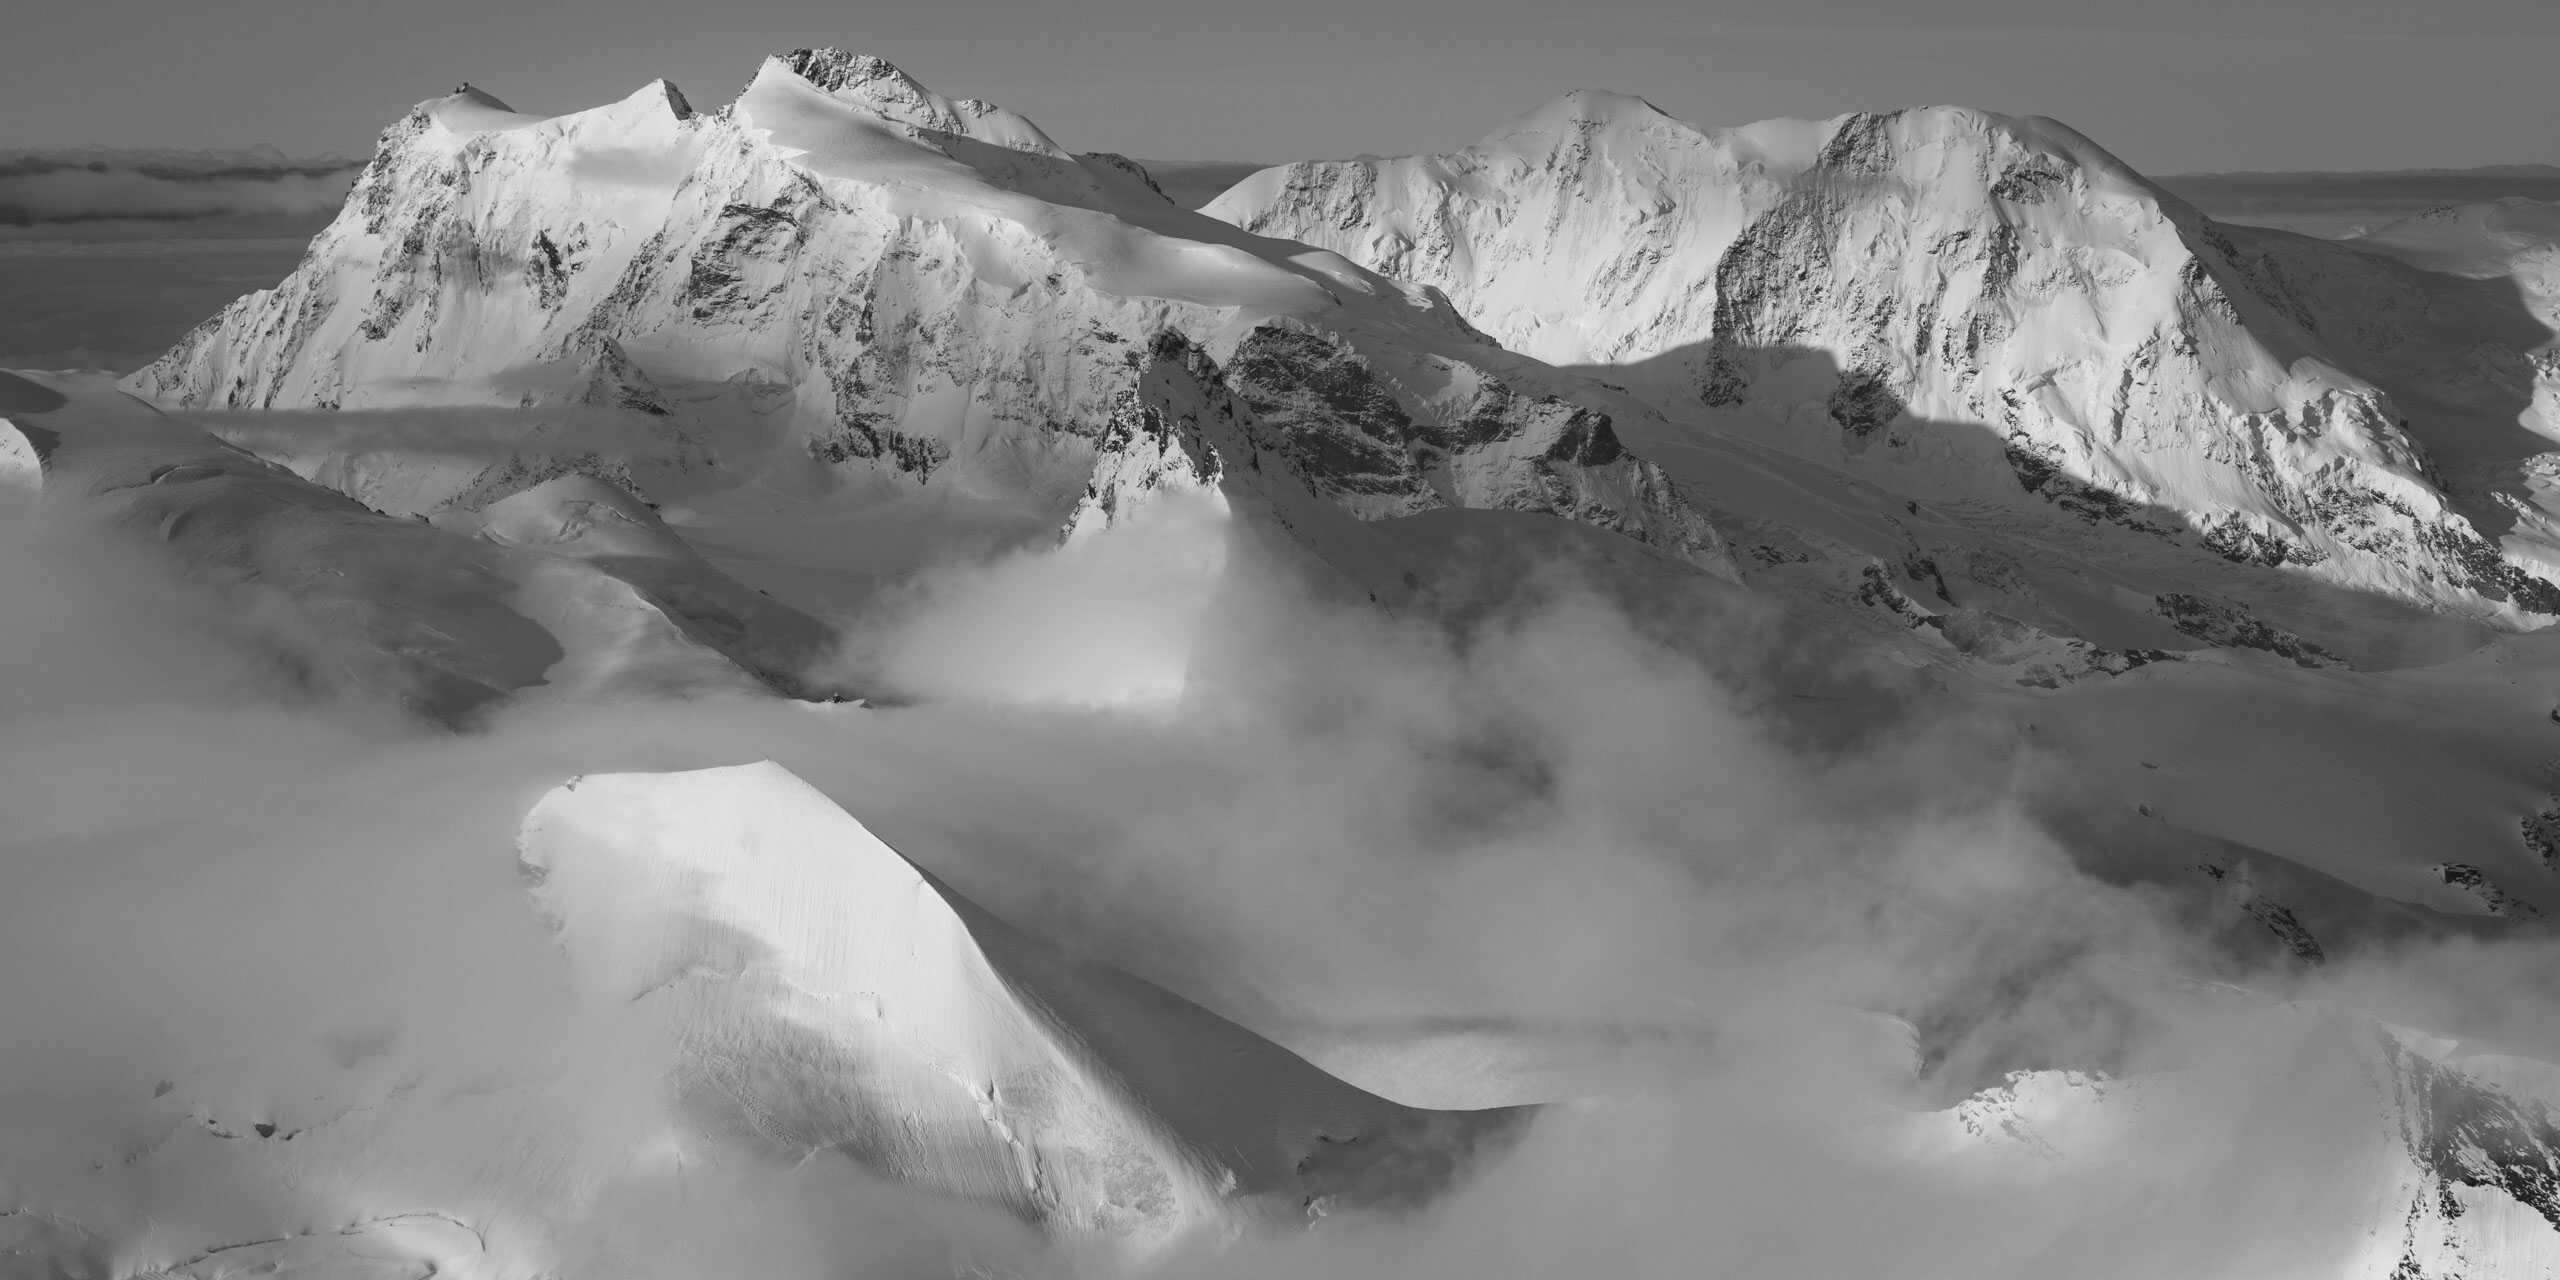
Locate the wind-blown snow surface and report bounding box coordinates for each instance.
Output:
[125,51,1728,598]
[1207,98,2560,642]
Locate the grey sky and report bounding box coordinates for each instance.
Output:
[6,0,2555,173]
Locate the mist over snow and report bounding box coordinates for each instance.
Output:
[8,461,2560,1278]
[824,488,1234,711]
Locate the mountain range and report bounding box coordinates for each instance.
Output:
[8,45,2560,1279]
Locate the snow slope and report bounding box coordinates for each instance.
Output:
[125,51,1730,592]
[18,739,2554,1278]
[1208,98,2560,636]
[0,370,834,713]
[456,474,834,695]
[0,759,1532,1277]
[519,762,1528,1241]
[9,737,2560,1278]
[2353,198,2560,301]
[1883,1014,2560,1280]
[2209,202,2560,593]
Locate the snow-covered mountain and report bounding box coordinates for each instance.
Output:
[1890,1020,2560,1280]
[27,40,2560,1280]
[145,51,2560,681]
[16,752,2558,1278]
[125,51,1730,597]
[520,763,1525,1241]
[1207,98,2560,641]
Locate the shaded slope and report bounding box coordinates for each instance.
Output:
[0,370,837,714]
[516,762,1529,1237]
[0,369,558,719]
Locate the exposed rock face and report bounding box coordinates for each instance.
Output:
[2381,1034,2560,1277]
[1913,1022,2560,1278]
[2152,592,2339,667]
[2195,861,2329,964]
[1063,343,1232,545]
[1207,98,2560,629]
[126,52,1732,584]
[1051,328,1728,612]
[1217,322,1718,557]
[2433,863,2547,921]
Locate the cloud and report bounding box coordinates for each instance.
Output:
[4,469,2560,1277]
[0,148,359,225]
[832,489,1234,710]
[1143,999,2420,1280]
[813,506,2560,1276]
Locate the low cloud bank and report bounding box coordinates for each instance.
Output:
[4,479,2560,1277]
[0,148,359,225]
[2157,166,2560,237]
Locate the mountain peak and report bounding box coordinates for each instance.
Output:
[1209,88,2560,630]
[417,82,538,134]
[1491,88,1679,144]
[1858,105,2149,188]
[440,83,515,113]
[750,46,1069,157]
[771,47,919,100]
[1552,87,1672,120]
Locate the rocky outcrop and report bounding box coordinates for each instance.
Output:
[2433,863,2547,921]
[1221,322,1723,563]
[2152,592,2339,667]
[2380,1034,2560,1276]
[1062,336,1235,544]
[1920,1022,2560,1277]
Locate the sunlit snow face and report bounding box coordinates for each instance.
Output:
[864,488,1233,713]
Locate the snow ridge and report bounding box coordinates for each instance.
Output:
[1208,100,2560,629]
[516,762,1526,1242]
[124,50,1733,584]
